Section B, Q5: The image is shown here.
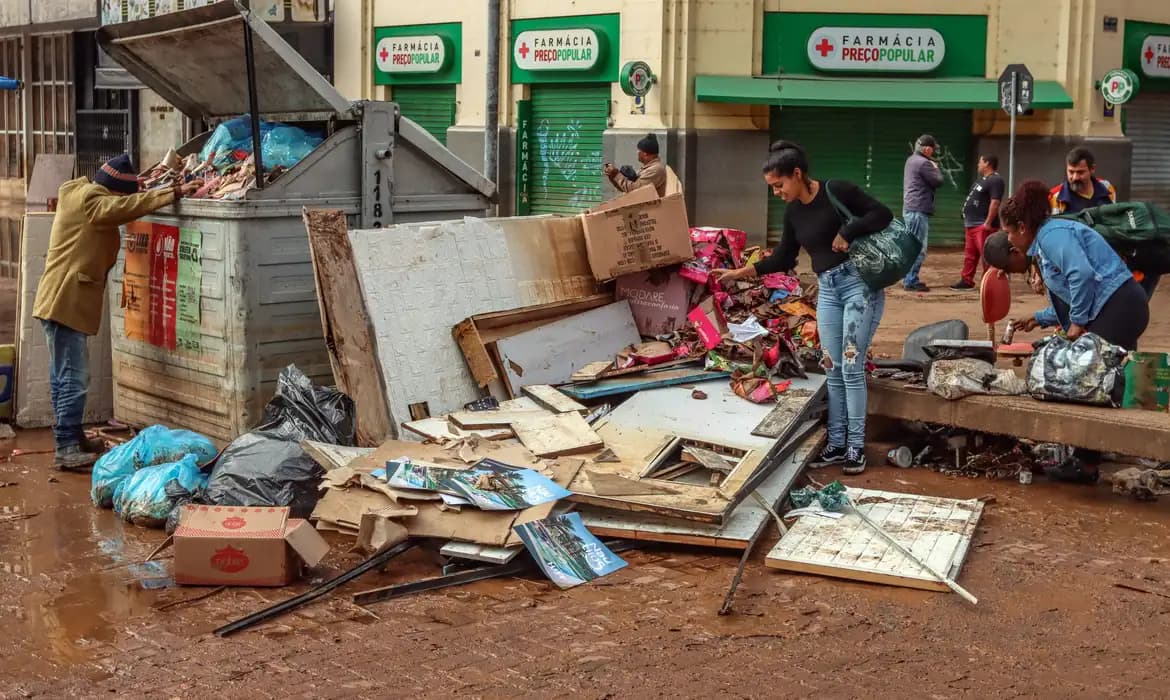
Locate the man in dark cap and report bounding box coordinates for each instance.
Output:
[901,134,945,292]
[603,133,667,197]
[33,154,201,469]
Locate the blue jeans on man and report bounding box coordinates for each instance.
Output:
[817,262,885,452]
[41,319,89,451]
[902,210,930,289]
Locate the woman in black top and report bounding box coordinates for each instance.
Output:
[716,141,893,474]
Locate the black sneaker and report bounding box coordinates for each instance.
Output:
[1044,457,1099,485]
[904,282,931,292]
[949,280,975,291]
[53,445,98,471]
[842,447,867,475]
[810,444,847,469]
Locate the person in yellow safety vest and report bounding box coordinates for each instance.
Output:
[32,154,201,470]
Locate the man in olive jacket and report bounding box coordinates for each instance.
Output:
[33,154,199,469]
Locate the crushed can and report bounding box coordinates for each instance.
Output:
[887,446,914,468]
[1019,468,1033,485]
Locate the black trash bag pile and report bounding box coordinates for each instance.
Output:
[202,365,356,518]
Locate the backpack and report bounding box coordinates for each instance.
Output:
[1055,201,1170,274]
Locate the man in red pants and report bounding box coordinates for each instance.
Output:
[951,154,1004,290]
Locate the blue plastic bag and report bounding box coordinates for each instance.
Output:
[114,454,208,528]
[260,124,323,170]
[90,425,218,508]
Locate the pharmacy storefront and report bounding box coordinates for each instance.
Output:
[1124,21,1170,209]
[374,23,462,145]
[513,14,619,215]
[696,13,1073,246]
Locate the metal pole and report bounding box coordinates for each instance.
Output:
[1007,71,1017,193]
[242,10,265,189]
[484,0,501,186]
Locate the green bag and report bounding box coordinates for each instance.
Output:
[1055,201,1170,275]
[824,180,921,291]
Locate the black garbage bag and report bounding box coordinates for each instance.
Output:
[203,365,356,518]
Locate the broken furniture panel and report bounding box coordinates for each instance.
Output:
[766,488,984,592]
[493,300,641,395]
[580,426,823,549]
[558,367,732,400]
[509,412,604,458]
[521,385,588,414]
[402,417,514,443]
[567,375,827,524]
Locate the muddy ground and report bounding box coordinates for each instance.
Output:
[2,250,1169,698]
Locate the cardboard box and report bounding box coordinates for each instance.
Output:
[615,268,693,336]
[1123,352,1170,411]
[580,191,694,281]
[688,297,728,350]
[174,506,330,586]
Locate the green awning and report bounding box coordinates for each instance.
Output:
[695,75,1074,110]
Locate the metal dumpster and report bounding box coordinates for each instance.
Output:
[98,1,495,442]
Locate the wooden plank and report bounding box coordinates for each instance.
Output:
[401,417,513,442]
[448,409,550,429]
[868,377,1170,461]
[584,470,680,496]
[510,412,604,458]
[558,368,733,401]
[681,445,737,473]
[304,209,394,445]
[439,541,523,565]
[580,427,823,550]
[752,396,806,439]
[521,385,587,414]
[494,301,641,395]
[571,361,613,383]
[765,487,984,592]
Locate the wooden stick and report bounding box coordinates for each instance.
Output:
[751,491,788,536]
[847,500,978,605]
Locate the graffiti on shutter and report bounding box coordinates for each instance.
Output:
[535,119,602,211]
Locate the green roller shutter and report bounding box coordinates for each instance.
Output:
[528,84,610,215]
[392,85,456,145]
[767,107,971,247]
[868,109,972,246]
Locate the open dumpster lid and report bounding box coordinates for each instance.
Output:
[97,0,351,121]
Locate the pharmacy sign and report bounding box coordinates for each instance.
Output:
[808,27,945,73]
[514,29,600,71]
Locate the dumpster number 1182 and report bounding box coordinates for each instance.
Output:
[371,169,384,227]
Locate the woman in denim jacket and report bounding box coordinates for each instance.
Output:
[989,180,1149,351]
[715,141,893,474]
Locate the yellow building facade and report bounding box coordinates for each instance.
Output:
[336,0,1170,245]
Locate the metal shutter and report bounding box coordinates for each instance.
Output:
[528,84,609,215]
[767,108,870,246]
[767,108,971,247]
[1126,92,1170,210]
[867,109,972,246]
[392,85,456,146]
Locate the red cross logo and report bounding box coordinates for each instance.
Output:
[518,42,530,59]
[379,46,389,62]
[815,38,835,57]
[1146,46,1156,64]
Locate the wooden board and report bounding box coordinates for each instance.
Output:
[448,408,550,429]
[681,445,737,473]
[301,441,375,472]
[439,541,524,565]
[522,385,587,414]
[765,488,984,592]
[567,375,827,524]
[494,300,641,395]
[571,361,613,383]
[868,378,1170,461]
[753,395,810,439]
[511,412,604,458]
[584,469,680,496]
[558,368,732,400]
[580,427,823,550]
[455,294,614,389]
[402,417,513,442]
[304,209,394,445]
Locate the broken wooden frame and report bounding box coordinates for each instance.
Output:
[567,377,828,525]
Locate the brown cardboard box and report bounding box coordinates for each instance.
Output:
[579,192,694,281]
[174,506,330,587]
[615,268,694,336]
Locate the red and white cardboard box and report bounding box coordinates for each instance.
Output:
[174,505,329,587]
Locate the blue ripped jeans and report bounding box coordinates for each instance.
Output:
[817,262,885,451]
[41,319,89,451]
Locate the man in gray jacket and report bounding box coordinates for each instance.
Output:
[901,134,945,292]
